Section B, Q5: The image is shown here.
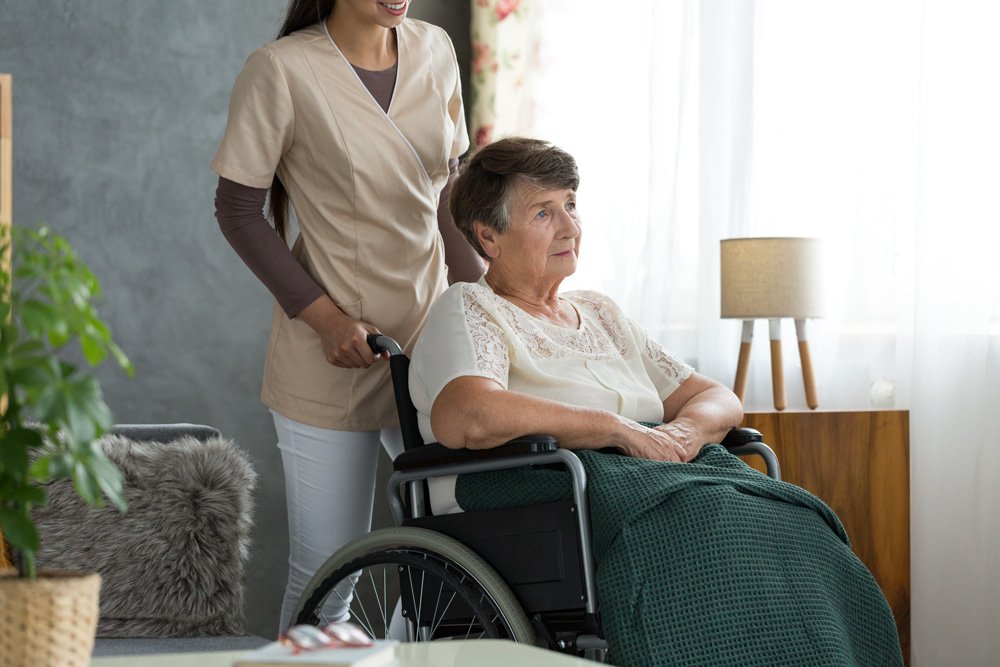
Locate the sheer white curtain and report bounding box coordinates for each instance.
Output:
[512,1,1000,663]
[905,4,1000,664]
[517,0,702,351]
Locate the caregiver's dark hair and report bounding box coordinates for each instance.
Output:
[277,0,335,40]
[450,137,580,260]
[268,0,336,240]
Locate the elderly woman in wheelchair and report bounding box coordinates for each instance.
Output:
[290,138,904,666]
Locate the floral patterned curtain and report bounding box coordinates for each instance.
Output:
[469,0,537,147]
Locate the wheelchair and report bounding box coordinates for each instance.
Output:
[290,334,780,658]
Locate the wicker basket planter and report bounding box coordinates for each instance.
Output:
[0,570,101,667]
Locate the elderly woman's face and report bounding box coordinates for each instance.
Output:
[486,182,581,284]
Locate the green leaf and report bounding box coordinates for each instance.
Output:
[0,473,17,496]
[109,342,134,377]
[68,280,93,309]
[33,368,110,436]
[72,461,102,505]
[35,382,68,425]
[85,316,110,342]
[62,397,98,447]
[0,428,42,476]
[0,506,40,554]
[46,323,71,348]
[13,262,43,281]
[0,443,29,477]
[10,356,59,390]
[47,452,73,478]
[88,452,127,512]
[80,333,108,365]
[80,270,101,300]
[7,484,46,504]
[49,231,67,249]
[63,375,113,437]
[19,299,60,335]
[2,427,44,449]
[10,339,45,357]
[28,456,53,480]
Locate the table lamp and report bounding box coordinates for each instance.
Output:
[720,237,825,410]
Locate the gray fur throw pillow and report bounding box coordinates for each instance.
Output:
[33,434,257,637]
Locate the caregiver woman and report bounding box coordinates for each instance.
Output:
[210,0,482,631]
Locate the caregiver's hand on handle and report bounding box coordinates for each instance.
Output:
[297,295,387,369]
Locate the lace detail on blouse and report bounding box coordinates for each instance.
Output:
[462,290,510,387]
[461,285,636,362]
[644,334,694,384]
[572,291,634,357]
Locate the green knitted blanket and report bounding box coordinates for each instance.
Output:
[456,444,903,666]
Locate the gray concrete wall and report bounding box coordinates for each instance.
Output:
[0,0,470,637]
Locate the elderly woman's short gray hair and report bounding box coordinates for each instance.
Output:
[449,137,580,260]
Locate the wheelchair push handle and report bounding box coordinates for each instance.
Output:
[367,333,405,357]
[366,333,424,454]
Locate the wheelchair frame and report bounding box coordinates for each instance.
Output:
[293,334,780,656]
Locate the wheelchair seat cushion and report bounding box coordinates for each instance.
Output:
[456,445,903,667]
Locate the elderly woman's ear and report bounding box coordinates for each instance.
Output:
[473,221,500,260]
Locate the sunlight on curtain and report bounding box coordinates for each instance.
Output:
[906,3,1000,664]
[750,5,1000,658]
[507,1,1000,663]
[516,0,702,354]
[745,1,922,410]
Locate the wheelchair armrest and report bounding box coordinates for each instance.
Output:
[719,427,781,480]
[720,427,763,448]
[392,434,560,472]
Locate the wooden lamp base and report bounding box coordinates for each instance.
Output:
[732,318,818,410]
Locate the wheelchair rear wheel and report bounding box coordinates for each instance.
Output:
[291,527,534,643]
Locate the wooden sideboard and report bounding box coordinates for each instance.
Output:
[740,410,910,664]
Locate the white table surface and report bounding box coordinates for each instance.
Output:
[89,639,594,667]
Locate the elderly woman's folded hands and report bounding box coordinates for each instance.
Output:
[613,418,703,463]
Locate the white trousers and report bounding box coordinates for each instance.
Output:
[272,411,404,633]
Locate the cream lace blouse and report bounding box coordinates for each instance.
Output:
[409,278,694,512]
[409,278,695,513]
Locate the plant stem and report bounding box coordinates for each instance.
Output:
[11,545,34,579]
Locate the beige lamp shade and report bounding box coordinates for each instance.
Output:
[720,237,825,319]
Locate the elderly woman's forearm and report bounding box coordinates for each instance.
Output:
[672,387,744,445]
[430,380,627,450]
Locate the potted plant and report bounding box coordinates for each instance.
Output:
[0,224,133,667]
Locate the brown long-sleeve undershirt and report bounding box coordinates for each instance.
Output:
[213,62,483,319]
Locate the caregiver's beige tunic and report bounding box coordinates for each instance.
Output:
[212,20,469,430]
